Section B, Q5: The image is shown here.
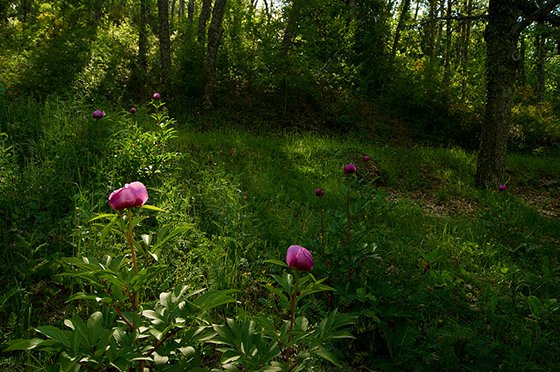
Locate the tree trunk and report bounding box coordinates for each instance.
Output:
[281,0,303,52]
[459,0,472,100]
[534,29,546,101]
[197,0,213,44]
[203,0,227,108]
[188,0,194,24]
[138,0,149,71]
[475,0,560,188]
[442,0,453,97]
[390,0,412,65]
[475,0,520,189]
[158,0,172,96]
[128,0,149,99]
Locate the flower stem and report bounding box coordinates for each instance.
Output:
[320,206,325,253]
[126,209,139,275]
[125,209,139,315]
[346,188,351,245]
[286,272,299,366]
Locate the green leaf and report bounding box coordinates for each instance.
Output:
[66,292,113,304]
[139,204,167,212]
[264,259,288,268]
[310,346,342,367]
[36,326,71,349]
[150,225,194,256]
[193,289,237,312]
[88,213,118,223]
[4,338,59,351]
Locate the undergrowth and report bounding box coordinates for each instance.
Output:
[0,97,559,370]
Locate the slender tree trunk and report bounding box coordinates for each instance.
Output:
[460,0,472,100]
[442,0,453,96]
[519,35,527,86]
[138,0,149,70]
[203,0,227,108]
[281,0,303,52]
[534,30,546,101]
[128,0,149,98]
[390,0,412,65]
[197,0,213,44]
[188,0,194,24]
[158,0,172,95]
[475,1,520,189]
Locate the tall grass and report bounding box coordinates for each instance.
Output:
[1,98,559,370]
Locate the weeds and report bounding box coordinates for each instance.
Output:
[1,97,559,370]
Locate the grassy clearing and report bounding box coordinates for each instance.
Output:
[1,98,559,370]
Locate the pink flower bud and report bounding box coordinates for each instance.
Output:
[343,163,357,174]
[498,184,508,191]
[286,245,314,271]
[152,92,161,100]
[315,188,325,197]
[108,181,149,210]
[129,107,137,114]
[362,154,370,162]
[92,109,106,119]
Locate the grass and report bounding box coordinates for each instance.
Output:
[1,97,559,370]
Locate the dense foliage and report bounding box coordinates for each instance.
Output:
[1,0,560,370]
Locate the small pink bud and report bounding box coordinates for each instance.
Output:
[315,188,325,197]
[286,245,314,271]
[362,154,370,162]
[152,92,161,100]
[498,184,508,191]
[343,163,357,174]
[129,107,137,114]
[108,181,149,210]
[92,109,105,119]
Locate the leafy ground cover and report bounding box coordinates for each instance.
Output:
[0,96,559,370]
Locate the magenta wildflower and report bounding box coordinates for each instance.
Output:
[286,245,314,271]
[129,107,137,114]
[343,163,357,174]
[152,92,161,100]
[108,181,149,210]
[92,109,106,119]
[498,184,508,191]
[362,154,370,162]
[315,188,325,197]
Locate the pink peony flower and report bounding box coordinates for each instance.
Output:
[315,188,325,197]
[343,163,357,174]
[92,109,106,119]
[152,92,161,100]
[286,245,314,271]
[108,181,149,210]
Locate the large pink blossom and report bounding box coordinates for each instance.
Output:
[286,245,314,272]
[108,181,149,210]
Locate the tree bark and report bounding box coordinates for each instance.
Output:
[534,28,546,101]
[158,0,172,96]
[442,0,453,96]
[197,0,213,44]
[202,0,227,108]
[459,0,473,100]
[390,0,412,65]
[475,0,520,189]
[475,0,560,188]
[138,0,149,71]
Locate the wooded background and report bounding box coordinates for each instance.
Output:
[1,0,560,185]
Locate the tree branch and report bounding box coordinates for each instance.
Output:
[517,0,560,32]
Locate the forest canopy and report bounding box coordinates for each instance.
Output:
[0,1,558,148]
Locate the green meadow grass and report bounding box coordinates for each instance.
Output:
[0,99,559,370]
